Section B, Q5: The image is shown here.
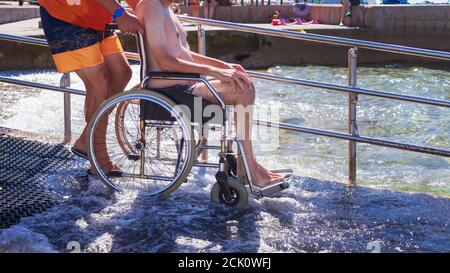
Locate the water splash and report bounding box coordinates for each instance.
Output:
[0,162,448,253]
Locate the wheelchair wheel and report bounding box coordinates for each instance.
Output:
[211,177,249,210]
[87,89,195,197]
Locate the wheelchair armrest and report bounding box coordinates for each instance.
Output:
[147,72,201,79]
[145,71,225,110]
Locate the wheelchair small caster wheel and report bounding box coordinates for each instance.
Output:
[211,177,248,210]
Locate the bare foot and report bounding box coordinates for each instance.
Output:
[237,159,285,188]
[73,139,87,155]
[89,164,121,175]
[75,139,117,174]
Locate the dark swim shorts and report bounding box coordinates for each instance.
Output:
[150,83,197,94]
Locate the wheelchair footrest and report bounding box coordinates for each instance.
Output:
[270,169,293,175]
[259,180,290,197]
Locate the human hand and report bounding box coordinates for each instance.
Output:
[116,11,145,34]
[210,68,252,94]
[222,62,245,72]
[222,62,251,81]
[230,63,246,73]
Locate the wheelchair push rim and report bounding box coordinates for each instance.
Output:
[87,89,196,197]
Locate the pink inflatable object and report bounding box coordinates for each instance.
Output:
[271,18,320,26]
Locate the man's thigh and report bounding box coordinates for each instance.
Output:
[103,52,131,79]
[75,63,109,93]
[192,79,238,105]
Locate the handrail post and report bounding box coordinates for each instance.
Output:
[197,23,208,161]
[348,47,359,185]
[60,73,72,143]
[197,24,206,56]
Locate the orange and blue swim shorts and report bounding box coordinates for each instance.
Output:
[40,7,123,73]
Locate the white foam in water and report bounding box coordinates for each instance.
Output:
[1,68,142,135]
[0,226,57,253]
[0,162,448,253]
[85,233,114,253]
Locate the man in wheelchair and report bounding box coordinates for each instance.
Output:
[135,0,287,189]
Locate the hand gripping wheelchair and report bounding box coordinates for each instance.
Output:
[85,25,291,209]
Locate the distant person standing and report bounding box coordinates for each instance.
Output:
[204,0,218,19]
[339,0,360,26]
[189,0,200,17]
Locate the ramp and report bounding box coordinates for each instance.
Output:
[0,134,75,228]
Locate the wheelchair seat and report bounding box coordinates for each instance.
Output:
[141,83,218,124]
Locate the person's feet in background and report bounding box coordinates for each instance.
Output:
[339,0,361,26]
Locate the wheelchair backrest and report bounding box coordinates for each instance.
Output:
[136,32,148,84]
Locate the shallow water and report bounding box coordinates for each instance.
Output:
[0,64,449,252]
[0,161,449,253]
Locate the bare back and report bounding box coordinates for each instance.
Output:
[136,0,193,88]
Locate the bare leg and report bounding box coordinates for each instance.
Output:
[209,0,217,19]
[103,53,132,97]
[73,63,112,171]
[340,0,351,26]
[203,3,209,19]
[191,0,200,18]
[73,53,131,172]
[192,80,285,188]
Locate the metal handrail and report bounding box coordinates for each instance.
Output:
[247,71,450,108]
[0,75,85,96]
[0,17,449,185]
[1,74,448,159]
[178,16,450,61]
[256,120,450,157]
[0,33,141,61]
[0,34,447,108]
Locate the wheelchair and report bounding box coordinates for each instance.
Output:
[86,25,291,210]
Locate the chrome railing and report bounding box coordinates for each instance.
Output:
[0,17,449,185]
[178,16,450,61]
[177,16,450,185]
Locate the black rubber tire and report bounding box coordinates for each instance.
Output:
[211,177,248,210]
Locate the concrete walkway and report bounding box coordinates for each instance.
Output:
[0,17,41,36]
[0,2,39,25]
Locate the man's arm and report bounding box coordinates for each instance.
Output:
[95,0,122,14]
[191,51,248,75]
[96,0,144,33]
[190,51,228,69]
